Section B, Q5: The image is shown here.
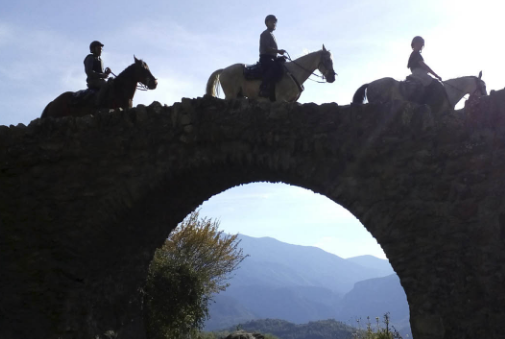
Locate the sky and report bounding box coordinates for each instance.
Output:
[1,0,504,259]
[198,183,387,259]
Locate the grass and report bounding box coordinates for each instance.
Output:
[352,313,403,339]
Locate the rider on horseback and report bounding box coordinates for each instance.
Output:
[259,15,287,99]
[84,40,113,106]
[407,36,446,110]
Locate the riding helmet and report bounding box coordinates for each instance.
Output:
[89,40,104,52]
[265,15,277,25]
[411,36,424,48]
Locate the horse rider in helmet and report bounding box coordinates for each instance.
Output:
[84,40,113,106]
[407,36,446,111]
[259,14,287,99]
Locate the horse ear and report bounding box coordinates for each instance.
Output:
[478,70,482,79]
[322,44,327,51]
[134,55,139,63]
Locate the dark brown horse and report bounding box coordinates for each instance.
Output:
[41,56,158,118]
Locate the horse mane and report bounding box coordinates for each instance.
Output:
[290,49,331,64]
[444,75,480,85]
[115,61,140,81]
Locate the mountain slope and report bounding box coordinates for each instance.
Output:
[337,274,411,337]
[346,255,395,274]
[205,235,400,330]
[206,294,257,331]
[232,235,393,294]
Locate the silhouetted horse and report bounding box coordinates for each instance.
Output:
[352,72,487,113]
[41,56,157,118]
[206,45,336,102]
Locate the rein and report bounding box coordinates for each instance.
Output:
[285,51,330,84]
[444,81,469,97]
[443,79,482,102]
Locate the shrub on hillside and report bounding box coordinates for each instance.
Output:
[143,211,247,339]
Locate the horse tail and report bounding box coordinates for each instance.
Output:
[206,69,223,97]
[352,84,369,104]
[41,102,52,118]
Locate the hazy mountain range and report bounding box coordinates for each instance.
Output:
[204,235,411,337]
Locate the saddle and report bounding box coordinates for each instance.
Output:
[243,57,286,81]
[400,75,447,110]
[71,78,113,107]
[243,63,263,80]
[400,76,424,104]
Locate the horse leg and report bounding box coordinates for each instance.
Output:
[219,77,233,99]
[274,76,300,102]
[220,64,254,100]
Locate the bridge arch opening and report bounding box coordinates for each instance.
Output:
[154,182,412,337]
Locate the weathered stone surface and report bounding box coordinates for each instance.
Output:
[1,91,505,339]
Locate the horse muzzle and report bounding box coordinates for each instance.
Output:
[147,78,158,90]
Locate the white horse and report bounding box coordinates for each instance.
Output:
[206,45,336,102]
[352,71,487,111]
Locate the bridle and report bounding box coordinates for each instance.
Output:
[137,64,156,91]
[109,66,155,91]
[285,51,337,83]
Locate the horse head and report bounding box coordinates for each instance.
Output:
[318,45,336,83]
[476,71,487,96]
[133,56,158,90]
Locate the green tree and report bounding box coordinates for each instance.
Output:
[144,211,247,339]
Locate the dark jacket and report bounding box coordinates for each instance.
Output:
[84,54,107,83]
[407,51,424,70]
[259,29,278,57]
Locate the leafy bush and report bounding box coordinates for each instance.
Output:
[143,211,247,339]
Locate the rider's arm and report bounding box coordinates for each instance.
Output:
[260,31,285,56]
[84,56,108,79]
[266,47,285,55]
[419,60,442,81]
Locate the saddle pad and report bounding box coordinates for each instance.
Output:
[243,63,263,81]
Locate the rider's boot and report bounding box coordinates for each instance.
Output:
[259,82,270,98]
[268,84,276,102]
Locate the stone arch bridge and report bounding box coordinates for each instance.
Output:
[1,92,505,339]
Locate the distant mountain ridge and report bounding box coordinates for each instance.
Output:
[230,236,393,294]
[347,255,396,274]
[205,234,410,335]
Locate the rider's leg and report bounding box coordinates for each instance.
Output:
[94,79,110,108]
[424,80,447,112]
[259,56,276,97]
[81,79,103,104]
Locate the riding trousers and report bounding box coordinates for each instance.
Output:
[259,55,284,90]
[87,78,106,90]
[411,68,447,110]
[410,68,436,87]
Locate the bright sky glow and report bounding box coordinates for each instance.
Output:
[198,183,387,259]
[2,0,504,259]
